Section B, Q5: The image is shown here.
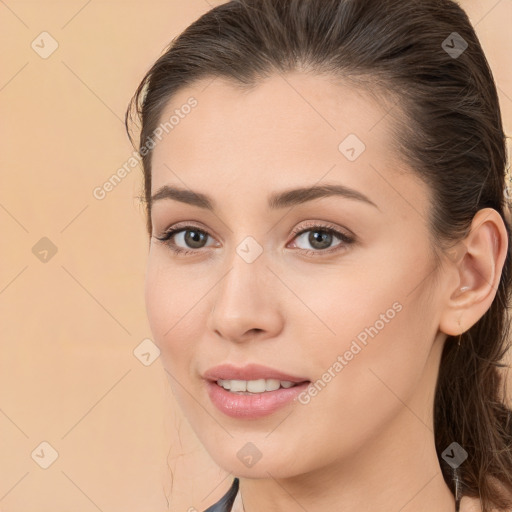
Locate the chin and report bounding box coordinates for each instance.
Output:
[199,435,313,480]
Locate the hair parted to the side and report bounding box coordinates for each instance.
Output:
[125,0,512,508]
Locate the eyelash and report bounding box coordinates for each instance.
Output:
[154,221,356,257]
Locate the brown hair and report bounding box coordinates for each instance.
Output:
[126,0,512,508]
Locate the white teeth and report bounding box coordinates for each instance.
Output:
[230,380,246,392]
[216,378,298,393]
[247,379,267,393]
[265,379,281,391]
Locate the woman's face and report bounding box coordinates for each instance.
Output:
[145,72,450,478]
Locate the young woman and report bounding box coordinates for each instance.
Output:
[125,0,512,510]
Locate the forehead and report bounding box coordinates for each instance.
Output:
[152,72,392,168]
[149,72,426,215]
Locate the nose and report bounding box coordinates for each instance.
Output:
[206,251,284,344]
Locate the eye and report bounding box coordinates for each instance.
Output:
[154,221,356,257]
[288,222,355,256]
[154,224,217,255]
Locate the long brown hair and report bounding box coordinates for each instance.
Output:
[126,0,512,508]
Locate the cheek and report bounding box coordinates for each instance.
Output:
[288,262,414,357]
[144,255,204,371]
[285,285,435,471]
[295,253,435,406]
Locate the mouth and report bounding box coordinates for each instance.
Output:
[202,364,311,418]
[214,378,309,395]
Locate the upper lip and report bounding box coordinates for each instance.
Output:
[203,363,310,383]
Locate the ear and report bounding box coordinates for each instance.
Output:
[439,208,509,336]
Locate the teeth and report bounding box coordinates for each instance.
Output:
[216,378,298,393]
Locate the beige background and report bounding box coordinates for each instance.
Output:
[0,1,511,511]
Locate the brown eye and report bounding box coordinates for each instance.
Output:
[155,225,215,254]
[289,223,355,256]
[180,229,209,249]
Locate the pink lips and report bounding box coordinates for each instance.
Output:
[203,363,310,419]
[203,363,309,383]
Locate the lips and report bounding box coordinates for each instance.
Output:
[202,363,310,383]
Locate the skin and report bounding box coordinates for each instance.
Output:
[145,72,508,512]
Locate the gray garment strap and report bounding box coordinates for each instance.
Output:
[203,478,239,512]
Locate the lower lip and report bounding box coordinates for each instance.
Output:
[205,380,310,419]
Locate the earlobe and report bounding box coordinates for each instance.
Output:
[439,208,508,337]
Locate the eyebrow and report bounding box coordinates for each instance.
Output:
[150,183,379,211]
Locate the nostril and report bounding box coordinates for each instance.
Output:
[246,328,263,335]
